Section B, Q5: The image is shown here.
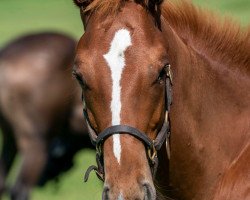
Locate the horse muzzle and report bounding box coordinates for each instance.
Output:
[102,181,156,200]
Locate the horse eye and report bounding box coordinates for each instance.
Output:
[157,66,167,84]
[72,71,86,88]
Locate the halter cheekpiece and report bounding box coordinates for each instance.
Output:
[83,64,173,182]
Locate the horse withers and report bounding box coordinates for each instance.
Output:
[0,32,91,200]
[73,0,250,200]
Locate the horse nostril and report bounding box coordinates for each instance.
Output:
[102,186,110,200]
[143,183,156,200]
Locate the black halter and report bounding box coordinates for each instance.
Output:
[83,64,173,182]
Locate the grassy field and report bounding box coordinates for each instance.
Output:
[0,0,249,200]
[0,0,82,47]
[2,150,103,200]
[193,0,250,25]
[32,150,103,200]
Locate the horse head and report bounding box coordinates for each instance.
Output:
[73,0,172,199]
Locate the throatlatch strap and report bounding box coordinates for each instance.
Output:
[84,165,104,182]
[83,109,98,146]
[154,115,170,150]
[84,165,98,182]
[84,153,104,182]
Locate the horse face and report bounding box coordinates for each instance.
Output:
[73,1,168,199]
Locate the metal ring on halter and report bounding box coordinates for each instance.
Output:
[147,143,157,163]
[165,63,173,84]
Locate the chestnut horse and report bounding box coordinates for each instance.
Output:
[0,32,91,200]
[72,0,250,199]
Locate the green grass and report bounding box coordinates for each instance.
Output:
[2,150,103,200]
[193,0,250,25]
[0,0,249,199]
[0,0,83,47]
[32,150,103,200]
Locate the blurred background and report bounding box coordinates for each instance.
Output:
[0,0,249,200]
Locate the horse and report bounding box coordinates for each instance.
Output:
[0,32,92,200]
[72,0,250,199]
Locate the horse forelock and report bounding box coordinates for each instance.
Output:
[74,0,163,16]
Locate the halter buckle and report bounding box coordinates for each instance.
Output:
[165,64,173,84]
[147,143,157,163]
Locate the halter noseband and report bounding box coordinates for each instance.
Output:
[83,64,173,182]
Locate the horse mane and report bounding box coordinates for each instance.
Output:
[161,1,250,73]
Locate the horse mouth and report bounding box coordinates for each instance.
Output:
[143,182,156,200]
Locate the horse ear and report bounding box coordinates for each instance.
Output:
[147,0,163,29]
[154,0,164,5]
[149,0,164,6]
[73,0,91,8]
[73,0,82,7]
[73,0,92,28]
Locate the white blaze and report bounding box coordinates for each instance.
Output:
[103,29,132,164]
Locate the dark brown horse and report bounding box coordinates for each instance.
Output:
[72,0,250,199]
[0,32,91,200]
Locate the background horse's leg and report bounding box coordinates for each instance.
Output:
[10,130,47,200]
[0,121,17,199]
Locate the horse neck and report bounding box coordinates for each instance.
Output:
[171,28,250,157]
[161,18,250,199]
